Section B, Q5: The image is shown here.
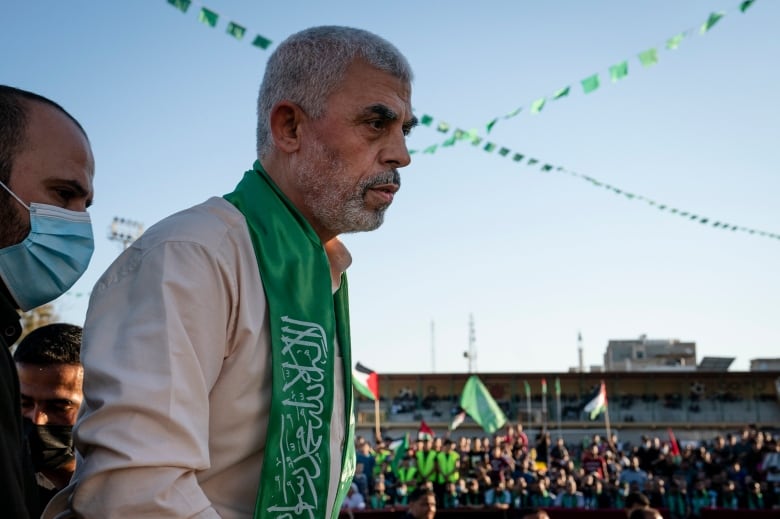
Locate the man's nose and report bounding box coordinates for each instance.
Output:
[382,131,412,169]
[29,405,49,425]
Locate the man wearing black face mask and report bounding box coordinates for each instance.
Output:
[14,323,83,510]
[0,85,95,518]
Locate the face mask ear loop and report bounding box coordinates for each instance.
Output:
[0,180,30,211]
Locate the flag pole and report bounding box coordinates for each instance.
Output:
[603,384,612,446]
[374,396,381,441]
[556,387,562,441]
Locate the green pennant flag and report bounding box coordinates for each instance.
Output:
[252,34,273,50]
[226,22,246,40]
[484,142,496,153]
[523,380,531,398]
[666,33,685,50]
[505,107,522,118]
[541,164,553,172]
[581,74,600,94]
[486,118,499,133]
[460,375,507,435]
[554,377,561,396]
[740,0,756,12]
[442,135,457,147]
[389,434,409,475]
[541,378,547,395]
[198,7,219,28]
[700,12,725,34]
[420,114,434,126]
[609,61,628,82]
[530,97,546,114]
[527,158,539,166]
[167,0,191,13]
[638,48,659,67]
[423,144,438,154]
[512,153,525,162]
[498,147,510,157]
[454,129,468,140]
[552,86,570,100]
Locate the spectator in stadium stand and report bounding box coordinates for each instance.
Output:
[534,431,551,469]
[441,481,460,509]
[468,437,489,472]
[484,478,511,509]
[582,443,608,480]
[488,443,513,484]
[663,480,688,519]
[623,490,650,516]
[396,456,418,495]
[745,480,765,510]
[461,478,484,507]
[373,439,392,484]
[435,439,459,504]
[550,436,569,467]
[341,483,366,511]
[400,487,436,519]
[689,480,711,518]
[356,440,376,492]
[620,456,649,489]
[369,478,391,509]
[527,478,554,508]
[610,480,630,509]
[581,475,612,509]
[415,437,438,487]
[511,476,529,509]
[352,462,369,499]
[517,508,550,519]
[554,477,585,508]
[717,479,740,509]
[394,481,410,506]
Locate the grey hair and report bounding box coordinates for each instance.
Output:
[256,26,413,159]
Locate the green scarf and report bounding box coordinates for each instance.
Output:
[224,161,356,518]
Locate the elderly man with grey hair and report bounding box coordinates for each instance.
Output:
[44,26,417,519]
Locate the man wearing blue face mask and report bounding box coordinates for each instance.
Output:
[0,85,95,519]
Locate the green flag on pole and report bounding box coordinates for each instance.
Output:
[523,380,531,398]
[252,34,273,50]
[555,377,561,396]
[460,375,507,434]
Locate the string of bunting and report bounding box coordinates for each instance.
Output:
[410,0,757,142]
[411,126,779,241]
[166,0,273,50]
[407,0,776,241]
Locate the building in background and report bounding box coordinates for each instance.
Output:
[751,358,780,371]
[604,334,697,371]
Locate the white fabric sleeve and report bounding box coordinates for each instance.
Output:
[65,238,236,518]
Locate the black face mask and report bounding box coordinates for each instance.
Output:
[23,419,74,472]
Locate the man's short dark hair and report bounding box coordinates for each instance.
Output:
[625,491,650,509]
[407,487,435,504]
[13,323,82,365]
[0,85,88,184]
[629,507,662,519]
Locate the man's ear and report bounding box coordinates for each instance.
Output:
[269,101,305,153]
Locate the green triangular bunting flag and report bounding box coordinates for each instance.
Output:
[252,35,272,50]
[609,61,628,82]
[198,7,218,28]
[581,74,600,94]
[552,86,570,100]
[638,48,659,67]
[167,0,191,13]
[530,97,546,114]
[226,22,246,40]
[701,12,725,34]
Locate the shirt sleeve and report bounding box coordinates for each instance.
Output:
[64,237,237,518]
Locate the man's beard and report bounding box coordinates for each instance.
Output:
[0,188,29,249]
[295,139,400,236]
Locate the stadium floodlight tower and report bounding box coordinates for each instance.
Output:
[108,216,144,251]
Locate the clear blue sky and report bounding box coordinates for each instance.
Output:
[3,0,778,373]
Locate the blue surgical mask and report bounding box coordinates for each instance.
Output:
[0,180,94,310]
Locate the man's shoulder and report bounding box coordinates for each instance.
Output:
[141,197,247,250]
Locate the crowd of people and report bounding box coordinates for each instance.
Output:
[344,424,780,517]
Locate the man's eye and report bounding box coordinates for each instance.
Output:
[368,120,385,130]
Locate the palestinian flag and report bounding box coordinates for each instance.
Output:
[418,420,434,441]
[583,381,607,420]
[450,407,467,431]
[352,362,379,401]
[389,433,410,474]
